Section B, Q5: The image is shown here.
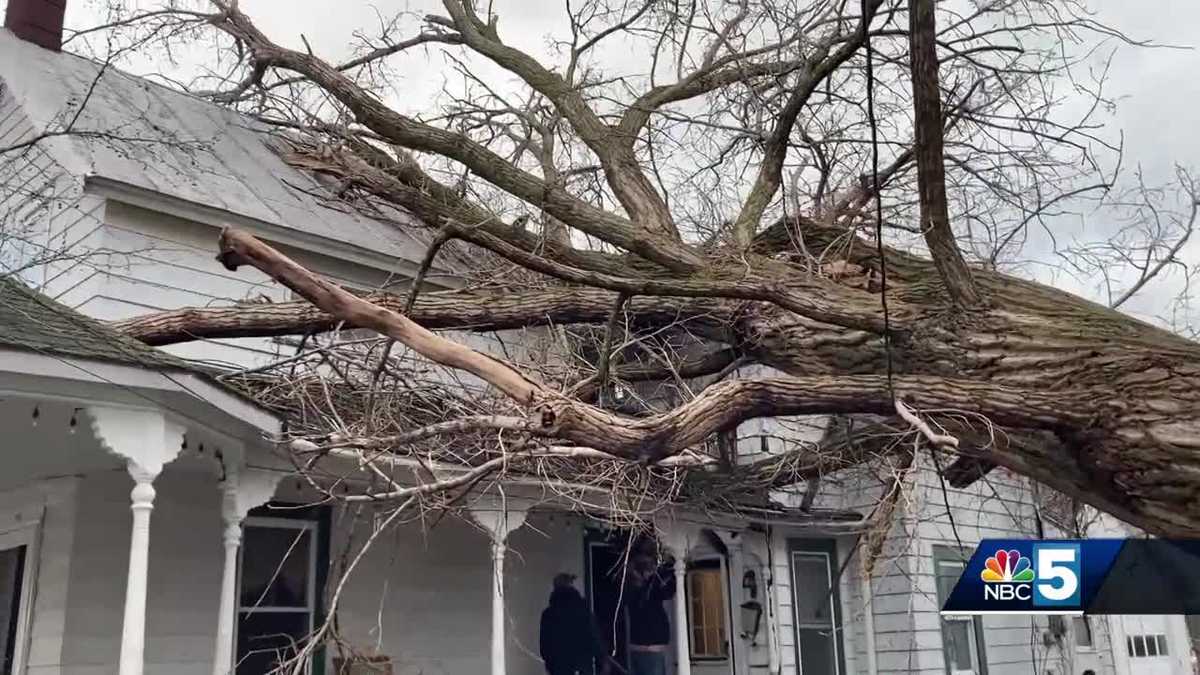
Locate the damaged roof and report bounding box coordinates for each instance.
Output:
[0,28,435,267]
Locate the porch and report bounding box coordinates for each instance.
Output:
[0,404,862,675]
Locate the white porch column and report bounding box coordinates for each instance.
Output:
[122,466,157,675]
[714,531,750,675]
[659,523,694,675]
[212,468,283,675]
[87,407,185,675]
[490,538,508,675]
[469,497,529,675]
[671,557,691,675]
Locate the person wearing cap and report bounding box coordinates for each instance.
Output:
[540,573,607,675]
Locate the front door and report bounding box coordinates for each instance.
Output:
[789,539,845,675]
[587,536,630,674]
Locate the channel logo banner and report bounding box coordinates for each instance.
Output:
[940,539,1200,615]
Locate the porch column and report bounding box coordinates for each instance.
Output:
[660,523,694,675]
[121,466,157,675]
[468,497,529,675]
[213,489,241,675]
[212,468,283,675]
[715,531,750,675]
[87,407,185,675]
[490,538,508,675]
[672,556,691,675]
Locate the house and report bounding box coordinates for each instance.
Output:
[0,1,1195,674]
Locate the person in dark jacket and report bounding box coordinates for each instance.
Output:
[541,573,607,675]
[624,541,676,675]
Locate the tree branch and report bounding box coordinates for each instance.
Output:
[439,0,682,242]
[205,0,700,272]
[908,0,981,307]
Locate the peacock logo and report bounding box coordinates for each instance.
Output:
[981,549,1035,583]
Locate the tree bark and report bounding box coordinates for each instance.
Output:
[908,0,981,307]
[128,225,1199,536]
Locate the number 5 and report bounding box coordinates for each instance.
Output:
[1036,547,1079,602]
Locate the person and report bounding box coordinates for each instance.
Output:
[541,573,608,675]
[624,539,676,675]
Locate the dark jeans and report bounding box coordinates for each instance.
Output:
[629,650,668,675]
[547,664,588,675]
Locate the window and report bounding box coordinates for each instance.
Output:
[0,527,36,675]
[236,507,328,674]
[686,559,729,659]
[790,539,845,675]
[1128,634,1169,658]
[934,547,987,675]
[1073,616,1093,649]
[0,546,27,675]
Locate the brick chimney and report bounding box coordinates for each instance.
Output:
[5,0,66,51]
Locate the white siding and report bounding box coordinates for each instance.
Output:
[58,466,224,675]
[0,73,94,291]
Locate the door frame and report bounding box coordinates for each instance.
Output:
[787,538,847,675]
[584,529,631,675]
[684,552,737,675]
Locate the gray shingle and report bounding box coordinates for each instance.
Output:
[0,273,196,372]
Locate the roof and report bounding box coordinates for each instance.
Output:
[0,29,433,266]
[0,273,280,432]
[0,272,201,372]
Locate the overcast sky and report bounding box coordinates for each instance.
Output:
[61,0,1200,328]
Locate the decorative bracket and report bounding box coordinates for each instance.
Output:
[86,406,186,481]
[468,494,529,543]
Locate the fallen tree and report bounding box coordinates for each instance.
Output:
[105,0,1200,535]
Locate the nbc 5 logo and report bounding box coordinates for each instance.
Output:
[980,544,1081,607]
[1031,543,1081,607]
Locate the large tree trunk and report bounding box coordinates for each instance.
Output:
[115,222,1200,537]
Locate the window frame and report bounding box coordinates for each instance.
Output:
[788,538,847,675]
[1073,616,1094,651]
[0,524,38,675]
[685,556,731,661]
[933,545,988,675]
[235,504,330,675]
[1127,634,1169,659]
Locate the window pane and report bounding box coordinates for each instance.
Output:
[943,620,974,671]
[240,526,312,609]
[799,627,838,675]
[1133,635,1146,657]
[236,610,311,674]
[793,554,833,626]
[687,568,727,658]
[1156,635,1168,655]
[1073,617,1093,647]
[936,560,964,603]
[1,546,27,675]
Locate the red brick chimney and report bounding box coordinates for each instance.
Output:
[5,0,66,51]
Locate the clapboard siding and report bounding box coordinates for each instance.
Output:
[0,76,89,291]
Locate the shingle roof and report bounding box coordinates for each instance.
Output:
[0,273,198,372]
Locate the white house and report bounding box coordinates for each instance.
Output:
[0,1,1194,675]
